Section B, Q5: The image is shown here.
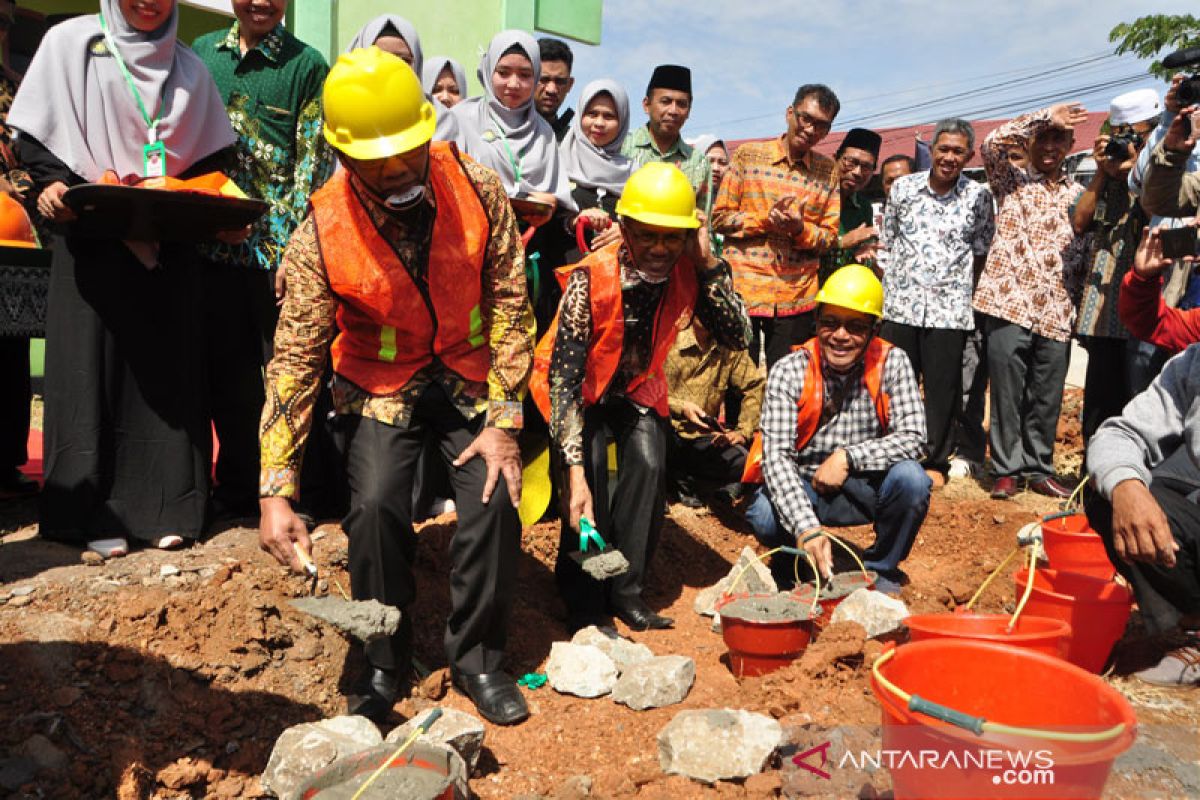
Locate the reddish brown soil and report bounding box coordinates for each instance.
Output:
[0,390,1195,798]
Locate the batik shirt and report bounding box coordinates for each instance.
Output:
[881,171,994,330]
[193,23,335,270]
[259,160,534,499]
[1074,179,1147,339]
[972,109,1087,342]
[0,69,32,198]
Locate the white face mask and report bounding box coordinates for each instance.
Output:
[384,185,427,211]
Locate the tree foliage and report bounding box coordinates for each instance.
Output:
[1111,14,1200,78]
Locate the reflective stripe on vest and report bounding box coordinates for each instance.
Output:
[312,142,490,395]
[529,241,698,421]
[740,337,893,484]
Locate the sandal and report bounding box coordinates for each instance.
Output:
[154,535,185,550]
[88,538,129,558]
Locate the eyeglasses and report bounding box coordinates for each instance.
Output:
[793,108,832,134]
[816,316,874,337]
[538,76,571,88]
[838,155,876,173]
[624,226,688,248]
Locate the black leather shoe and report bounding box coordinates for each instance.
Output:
[345,667,401,724]
[451,670,529,726]
[611,599,674,631]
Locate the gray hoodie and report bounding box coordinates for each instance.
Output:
[1087,343,1200,498]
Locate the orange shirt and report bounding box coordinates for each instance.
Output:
[712,136,840,317]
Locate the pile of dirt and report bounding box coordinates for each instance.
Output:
[1,392,1195,798]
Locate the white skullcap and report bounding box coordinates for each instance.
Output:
[1109,89,1161,126]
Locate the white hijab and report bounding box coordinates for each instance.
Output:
[558,79,632,197]
[10,0,234,183]
[449,30,575,210]
[345,16,459,142]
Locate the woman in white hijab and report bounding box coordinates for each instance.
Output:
[10,0,236,558]
[345,15,459,141]
[422,56,469,109]
[557,79,633,254]
[449,30,574,214]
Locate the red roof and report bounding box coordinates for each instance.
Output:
[725,112,1108,169]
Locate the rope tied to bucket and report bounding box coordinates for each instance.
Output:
[964,522,1043,633]
[350,707,444,800]
[723,546,821,619]
[871,649,1128,743]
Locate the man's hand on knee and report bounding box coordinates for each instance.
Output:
[454,427,522,507]
[1111,479,1179,568]
[259,496,311,572]
[812,449,850,495]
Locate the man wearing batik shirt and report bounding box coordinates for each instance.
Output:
[880,119,994,485]
[1072,89,1157,443]
[712,84,841,368]
[622,65,712,208]
[973,103,1090,500]
[194,0,336,521]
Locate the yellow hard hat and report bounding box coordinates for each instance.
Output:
[322,47,437,160]
[615,162,701,229]
[815,264,884,318]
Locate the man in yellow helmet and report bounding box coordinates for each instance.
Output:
[743,265,930,595]
[529,162,751,633]
[256,48,535,726]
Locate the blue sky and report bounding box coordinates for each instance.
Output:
[562,1,1195,141]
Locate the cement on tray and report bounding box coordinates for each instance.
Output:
[289,597,402,642]
[719,593,811,623]
[570,548,631,580]
[312,767,451,800]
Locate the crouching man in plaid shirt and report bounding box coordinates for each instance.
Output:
[743,265,930,595]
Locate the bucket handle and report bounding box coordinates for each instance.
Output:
[350,707,444,800]
[723,546,821,619]
[964,522,1041,633]
[808,529,872,585]
[871,650,1128,743]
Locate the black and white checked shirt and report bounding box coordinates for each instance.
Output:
[761,344,927,537]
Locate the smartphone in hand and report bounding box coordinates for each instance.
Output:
[1159,226,1199,260]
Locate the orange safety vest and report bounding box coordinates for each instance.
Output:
[529,241,698,420]
[311,142,490,395]
[741,337,892,483]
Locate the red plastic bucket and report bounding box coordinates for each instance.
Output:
[871,639,1137,799]
[1014,568,1132,673]
[792,571,877,626]
[1041,513,1115,581]
[716,592,816,677]
[905,612,1072,660]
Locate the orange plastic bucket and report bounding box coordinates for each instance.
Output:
[1014,568,1132,673]
[716,592,817,677]
[905,612,1072,660]
[1041,512,1115,581]
[871,639,1137,799]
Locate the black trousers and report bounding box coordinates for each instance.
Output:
[0,337,30,471]
[1086,478,1200,635]
[667,432,747,491]
[1079,337,1135,444]
[203,264,276,510]
[751,311,815,370]
[555,399,668,618]
[880,322,968,473]
[955,316,988,464]
[338,386,520,675]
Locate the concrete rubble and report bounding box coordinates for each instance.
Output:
[545,642,618,698]
[829,588,909,638]
[657,708,782,783]
[693,546,777,617]
[261,715,382,799]
[570,625,653,672]
[386,707,486,771]
[612,655,695,710]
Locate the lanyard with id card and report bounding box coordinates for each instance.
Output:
[98,12,165,179]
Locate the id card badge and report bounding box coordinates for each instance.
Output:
[142,140,166,179]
